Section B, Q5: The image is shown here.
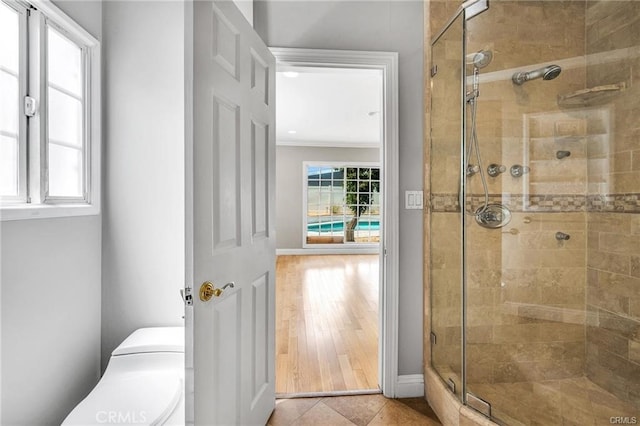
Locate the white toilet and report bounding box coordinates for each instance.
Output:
[63,327,185,425]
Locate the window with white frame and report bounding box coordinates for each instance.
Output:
[304,163,381,247]
[0,0,100,219]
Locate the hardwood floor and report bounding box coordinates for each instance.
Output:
[275,255,379,395]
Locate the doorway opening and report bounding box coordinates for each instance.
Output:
[271,48,399,398]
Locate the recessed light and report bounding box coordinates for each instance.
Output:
[283,71,299,78]
[287,130,297,134]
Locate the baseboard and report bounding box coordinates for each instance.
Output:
[396,374,425,398]
[276,248,380,255]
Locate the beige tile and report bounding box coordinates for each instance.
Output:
[540,286,585,306]
[538,250,586,269]
[368,399,441,426]
[632,150,640,172]
[586,325,628,358]
[396,397,440,422]
[629,341,640,364]
[587,272,631,315]
[588,250,630,275]
[612,171,640,193]
[459,406,494,426]
[612,151,633,173]
[268,398,321,426]
[631,256,640,278]
[320,394,387,426]
[632,216,640,235]
[290,402,355,426]
[599,233,640,255]
[588,213,631,233]
[598,309,640,341]
[586,360,630,401]
[425,368,460,426]
[493,362,532,383]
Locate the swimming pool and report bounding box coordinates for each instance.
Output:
[307,220,380,232]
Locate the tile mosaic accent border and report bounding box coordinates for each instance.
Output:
[430,193,640,213]
[588,194,640,213]
[430,193,460,213]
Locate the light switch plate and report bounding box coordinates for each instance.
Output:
[405,190,424,210]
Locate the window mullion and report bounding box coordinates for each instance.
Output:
[17,2,28,202]
[26,8,45,204]
[82,43,90,202]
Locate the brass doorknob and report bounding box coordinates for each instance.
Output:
[199,281,235,301]
[199,281,221,301]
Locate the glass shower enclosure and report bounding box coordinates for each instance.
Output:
[430,1,640,424]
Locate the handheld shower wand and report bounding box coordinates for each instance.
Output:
[512,65,562,85]
[464,50,493,217]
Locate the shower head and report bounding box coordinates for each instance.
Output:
[467,50,493,69]
[512,64,562,85]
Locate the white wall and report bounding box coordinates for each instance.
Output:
[255,0,424,376]
[101,1,185,368]
[276,145,380,250]
[0,3,103,424]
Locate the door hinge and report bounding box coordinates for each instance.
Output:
[181,287,193,306]
[447,378,456,394]
[467,393,491,417]
[430,65,438,77]
[430,331,437,345]
[24,96,37,117]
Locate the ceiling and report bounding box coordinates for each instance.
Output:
[275,66,383,148]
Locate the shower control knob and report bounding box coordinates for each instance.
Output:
[510,164,530,178]
[466,164,480,177]
[487,164,506,177]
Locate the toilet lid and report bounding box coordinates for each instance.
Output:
[62,371,182,426]
[112,327,184,356]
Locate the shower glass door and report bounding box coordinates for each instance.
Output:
[429,11,465,401]
[460,1,640,424]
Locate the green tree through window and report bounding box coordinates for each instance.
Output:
[345,167,380,242]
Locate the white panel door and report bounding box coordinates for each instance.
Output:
[189,1,276,424]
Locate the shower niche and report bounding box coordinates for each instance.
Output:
[428,1,640,425]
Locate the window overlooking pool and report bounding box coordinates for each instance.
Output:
[304,162,381,247]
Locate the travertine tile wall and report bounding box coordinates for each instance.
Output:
[465,211,587,385]
[584,0,640,407]
[463,1,588,387]
[586,213,640,405]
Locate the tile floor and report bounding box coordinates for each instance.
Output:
[471,377,639,426]
[267,394,442,426]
